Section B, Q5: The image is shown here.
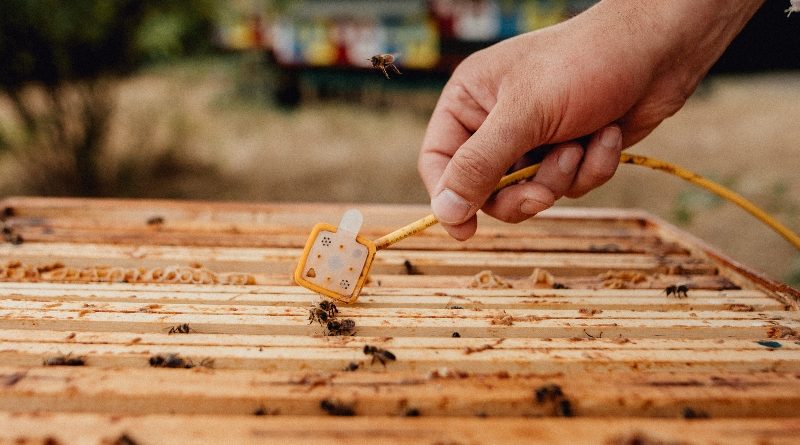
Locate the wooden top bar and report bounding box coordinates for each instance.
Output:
[0,197,798,444]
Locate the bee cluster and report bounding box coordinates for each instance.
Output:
[308,300,357,336]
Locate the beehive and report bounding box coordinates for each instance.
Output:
[0,197,798,444]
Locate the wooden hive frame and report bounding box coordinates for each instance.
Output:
[0,197,799,444]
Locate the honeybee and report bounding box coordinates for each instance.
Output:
[308,307,329,325]
[309,300,338,325]
[664,284,689,298]
[326,318,356,336]
[368,54,401,79]
[43,353,85,366]
[167,323,191,334]
[318,300,338,318]
[363,344,396,367]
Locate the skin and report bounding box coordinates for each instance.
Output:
[418,0,765,241]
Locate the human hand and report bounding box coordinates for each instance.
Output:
[418,0,763,240]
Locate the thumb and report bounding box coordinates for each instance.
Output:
[431,106,540,225]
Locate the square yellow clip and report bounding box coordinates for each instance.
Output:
[294,210,376,304]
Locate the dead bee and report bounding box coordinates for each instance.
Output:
[665,284,689,298]
[43,353,85,366]
[534,384,563,404]
[149,353,193,368]
[368,53,401,79]
[326,318,356,336]
[167,323,191,334]
[146,216,165,225]
[452,332,461,338]
[363,344,396,367]
[320,399,355,416]
[552,282,569,289]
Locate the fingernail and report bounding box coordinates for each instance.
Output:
[431,188,472,224]
[520,197,551,215]
[600,125,622,150]
[557,145,582,174]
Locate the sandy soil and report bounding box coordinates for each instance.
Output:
[1,59,798,285]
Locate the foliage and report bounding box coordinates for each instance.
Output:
[0,0,218,196]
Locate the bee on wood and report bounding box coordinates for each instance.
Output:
[326,318,356,336]
[43,353,85,366]
[318,300,338,317]
[534,384,563,404]
[320,399,355,416]
[681,407,709,419]
[343,361,360,372]
[309,300,338,325]
[363,344,396,367]
[167,323,191,334]
[308,307,329,325]
[553,282,569,289]
[665,284,689,298]
[149,353,193,368]
[146,216,165,225]
[555,398,573,417]
[452,332,461,338]
[112,433,139,445]
[368,54,401,79]
[404,407,421,417]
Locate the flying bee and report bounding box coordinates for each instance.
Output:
[363,344,396,367]
[326,318,356,336]
[368,54,401,79]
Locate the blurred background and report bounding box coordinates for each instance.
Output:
[0,0,798,286]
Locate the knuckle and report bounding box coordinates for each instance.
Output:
[448,149,498,191]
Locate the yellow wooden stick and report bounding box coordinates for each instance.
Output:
[374,153,800,251]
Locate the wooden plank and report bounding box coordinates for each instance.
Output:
[0,243,711,275]
[0,287,782,311]
[2,307,795,338]
[1,335,797,373]
[12,224,689,253]
[1,197,655,233]
[1,367,799,417]
[0,300,790,322]
[2,413,799,445]
[2,330,795,351]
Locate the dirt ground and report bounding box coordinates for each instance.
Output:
[1,59,798,285]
